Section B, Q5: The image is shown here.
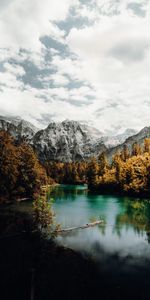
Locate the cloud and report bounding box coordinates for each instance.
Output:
[127,2,146,17]
[0,0,76,51]
[0,0,150,134]
[65,7,150,132]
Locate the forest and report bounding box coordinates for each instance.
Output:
[0,129,150,202]
[0,131,53,202]
[46,138,150,197]
[86,139,150,196]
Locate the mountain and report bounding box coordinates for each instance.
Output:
[32,120,106,162]
[0,115,149,162]
[0,116,39,140]
[106,126,150,159]
[101,128,137,148]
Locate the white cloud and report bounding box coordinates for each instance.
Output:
[66,9,150,131]
[0,0,76,51]
[3,62,25,76]
[41,73,70,87]
[0,0,150,133]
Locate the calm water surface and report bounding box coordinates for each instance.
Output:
[51,184,150,261]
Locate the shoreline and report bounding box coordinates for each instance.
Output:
[1,182,150,205]
[88,187,150,200]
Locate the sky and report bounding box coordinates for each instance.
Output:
[0,0,150,134]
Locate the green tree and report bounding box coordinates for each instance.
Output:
[33,187,60,236]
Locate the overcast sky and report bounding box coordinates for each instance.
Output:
[0,0,150,134]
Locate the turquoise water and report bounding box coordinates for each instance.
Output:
[51,184,150,260]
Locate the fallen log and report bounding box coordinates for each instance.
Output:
[16,197,29,202]
[57,220,103,233]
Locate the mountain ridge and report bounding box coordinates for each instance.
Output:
[0,115,149,162]
[106,126,150,159]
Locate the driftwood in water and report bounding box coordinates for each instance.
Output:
[16,197,29,202]
[58,220,103,233]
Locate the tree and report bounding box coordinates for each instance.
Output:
[17,142,48,197]
[132,142,142,156]
[144,138,150,153]
[0,130,48,201]
[33,187,60,236]
[87,157,99,188]
[0,131,19,198]
[112,152,122,183]
[98,152,109,176]
[33,191,54,232]
[120,145,130,162]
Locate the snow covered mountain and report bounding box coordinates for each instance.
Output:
[101,128,137,148]
[106,126,150,159]
[32,120,106,162]
[0,115,148,162]
[0,116,39,140]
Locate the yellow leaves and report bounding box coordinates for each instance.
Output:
[0,130,48,199]
[90,139,150,195]
[144,138,150,153]
[102,168,116,184]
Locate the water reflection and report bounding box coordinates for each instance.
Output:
[52,185,150,260]
[50,184,88,202]
[114,199,150,242]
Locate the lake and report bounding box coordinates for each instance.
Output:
[51,184,150,263]
[3,184,150,299]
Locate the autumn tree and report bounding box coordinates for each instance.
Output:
[112,152,122,183]
[144,138,150,153]
[17,142,48,197]
[0,131,19,198]
[120,145,130,162]
[132,142,142,156]
[98,152,109,176]
[0,130,48,201]
[87,157,99,188]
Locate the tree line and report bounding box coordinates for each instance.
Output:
[46,139,150,196]
[1,129,150,201]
